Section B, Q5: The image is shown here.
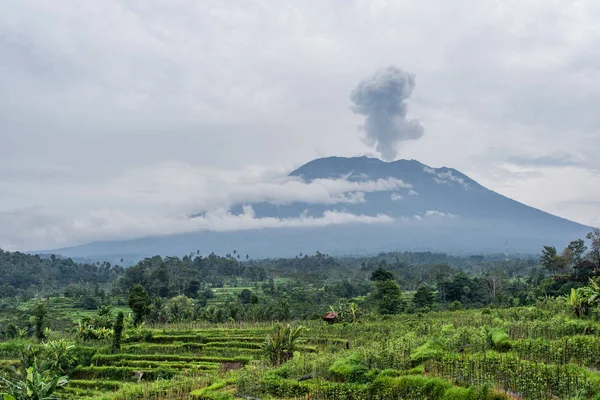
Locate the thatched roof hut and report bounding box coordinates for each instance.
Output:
[323,311,338,323]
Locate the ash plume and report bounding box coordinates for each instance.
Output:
[350,65,424,160]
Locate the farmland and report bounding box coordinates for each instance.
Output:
[4,301,600,399]
[2,230,600,399]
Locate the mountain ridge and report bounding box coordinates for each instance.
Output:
[42,156,591,263]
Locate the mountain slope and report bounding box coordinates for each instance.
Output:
[47,156,591,262]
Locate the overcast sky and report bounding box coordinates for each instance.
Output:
[1,0,599,251]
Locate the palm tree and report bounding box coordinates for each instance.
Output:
[540,246,563,274]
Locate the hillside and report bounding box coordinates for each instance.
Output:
[46,156,591,262]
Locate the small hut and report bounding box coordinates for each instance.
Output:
[323,311,338,324]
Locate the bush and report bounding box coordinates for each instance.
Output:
[489,328,511,351]
[410,340,445,364]
[328,353,369,383]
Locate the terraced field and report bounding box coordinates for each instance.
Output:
[8,305,600,399]
[51,325,342,399]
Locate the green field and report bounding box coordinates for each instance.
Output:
[2,235,600,399]
[4,300,600,399]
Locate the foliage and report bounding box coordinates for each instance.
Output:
[112,312,124,353]
[328,352,369,383]
[488,328,510,351]
[410,340,445,364]
[413,285,436,310]
[0,359,68,400]
[43,340,74,374]
[373,279,405,315]
[370,268,395,282]
[127,285,151,326]
[263,324,306,366]
[32,304,47,343]
[565,288,590,317]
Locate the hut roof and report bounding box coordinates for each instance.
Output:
[323,311,338,320]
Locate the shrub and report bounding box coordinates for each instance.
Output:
[489,328,511,351]
[328,353,369,383]
[263,325,306,366]
[448,301,463,311]
[410,340,445,364]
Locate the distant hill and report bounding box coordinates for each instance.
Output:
[45,156,591,263]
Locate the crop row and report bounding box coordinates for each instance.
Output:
[92,353,252,365]
[426,351,598,399]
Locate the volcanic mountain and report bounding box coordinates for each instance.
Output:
[48,156,591,262]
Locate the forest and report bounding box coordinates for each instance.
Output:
[0,228,599,399]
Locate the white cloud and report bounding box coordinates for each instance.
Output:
[390,193,404,201]
[425,167,470,190]
[424,210,458,218]
[0,163,405,250]
[408,189,419,196]
[0,206,393,251]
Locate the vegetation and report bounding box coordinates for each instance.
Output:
[0,230,600,398]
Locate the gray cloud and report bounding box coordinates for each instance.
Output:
[0,162,412,250]
[506,154,584,168]
[0,206,394,252]
[1,1,600,249]
[350,66,424,160]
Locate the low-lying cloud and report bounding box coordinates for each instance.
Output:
[413,210,458,220]
[424,210,458,218]
[0,162,410,251]
[424,167,470,190]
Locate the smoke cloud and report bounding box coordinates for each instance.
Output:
[350,65,424,160]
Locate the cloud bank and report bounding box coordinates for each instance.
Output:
[0,163,410,251]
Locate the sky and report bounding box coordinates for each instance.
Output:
[1,0,599,251]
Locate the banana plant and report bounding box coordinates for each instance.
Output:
[263,324,306,366]
[0,359,68,400]
[43,340,75,374]
[584,277,600,306]
[565,288,589,317]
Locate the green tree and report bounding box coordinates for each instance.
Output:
[374,280,405,315]
[127,285,151,326]
[587,229,600,267]
[112,312,124,353]
[540,246,566,274]
[238,289,252,304]
[32,303,47,343]
[370,268,395,282]
[567,239,588,266]
[413,285,435,309]
[167,295,194,322]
